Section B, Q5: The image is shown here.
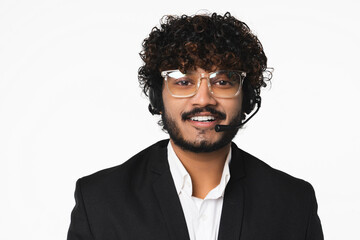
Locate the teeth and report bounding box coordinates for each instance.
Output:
[190,116,215,122]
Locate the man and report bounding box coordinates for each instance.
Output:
[67,12,323,240]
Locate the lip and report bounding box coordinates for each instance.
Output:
[188,119,220,129]
[183,110,226,129]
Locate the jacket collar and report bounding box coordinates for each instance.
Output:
[150,139,246,240]
[150,139,190,240]
[218,142,246,240]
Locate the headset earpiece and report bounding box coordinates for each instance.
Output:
[148,88,162,115]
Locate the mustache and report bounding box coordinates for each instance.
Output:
[181,106,226,121]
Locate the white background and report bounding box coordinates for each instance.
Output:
[1,0,359,239]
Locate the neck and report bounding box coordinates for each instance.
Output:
[170,139,231,199]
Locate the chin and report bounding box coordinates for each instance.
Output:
[171,135,232,153]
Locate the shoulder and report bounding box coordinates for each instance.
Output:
[231,142,315,196]
[76,139,169,196]
[230,144,323,238]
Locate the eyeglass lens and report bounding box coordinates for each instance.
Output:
[165,70,243,98]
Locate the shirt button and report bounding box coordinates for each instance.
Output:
[200,214,207,221]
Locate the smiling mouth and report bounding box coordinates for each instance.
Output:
[181,107,226,123]
[186,114,220,130]
[190,116,216,122]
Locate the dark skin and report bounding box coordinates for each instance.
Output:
[162,68,242,199]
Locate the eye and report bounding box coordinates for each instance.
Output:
[212,78,235,88]
[171,76,196,87]
[175,79,192,86]
[215,80,234,86]
[211,71,240,88]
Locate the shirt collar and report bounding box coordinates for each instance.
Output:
[167,141,232,199]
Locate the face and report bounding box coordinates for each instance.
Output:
[161,68,243,153]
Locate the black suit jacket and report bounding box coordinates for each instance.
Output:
[67,139,323,240]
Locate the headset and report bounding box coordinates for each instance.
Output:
[215,93,261,132]
[148,85,262,132]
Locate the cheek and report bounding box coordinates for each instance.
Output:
[237,97,243,112]
[232,93,243,112]
[162,89,171,110]
[162,90,182,118]
[221,96,242,111]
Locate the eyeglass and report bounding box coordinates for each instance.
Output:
[161,69,246,98]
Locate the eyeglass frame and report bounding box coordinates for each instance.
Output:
[161,69,247,98]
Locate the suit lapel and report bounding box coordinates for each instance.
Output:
[149,140,246,240]
[218,143,246,240]
[150,140,190,240]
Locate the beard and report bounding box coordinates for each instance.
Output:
[161,106,242,153]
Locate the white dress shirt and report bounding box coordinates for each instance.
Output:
[167,142,231,240]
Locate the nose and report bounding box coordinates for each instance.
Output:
[190,77,217,106]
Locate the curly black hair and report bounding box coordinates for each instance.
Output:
[138,12,270,119]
